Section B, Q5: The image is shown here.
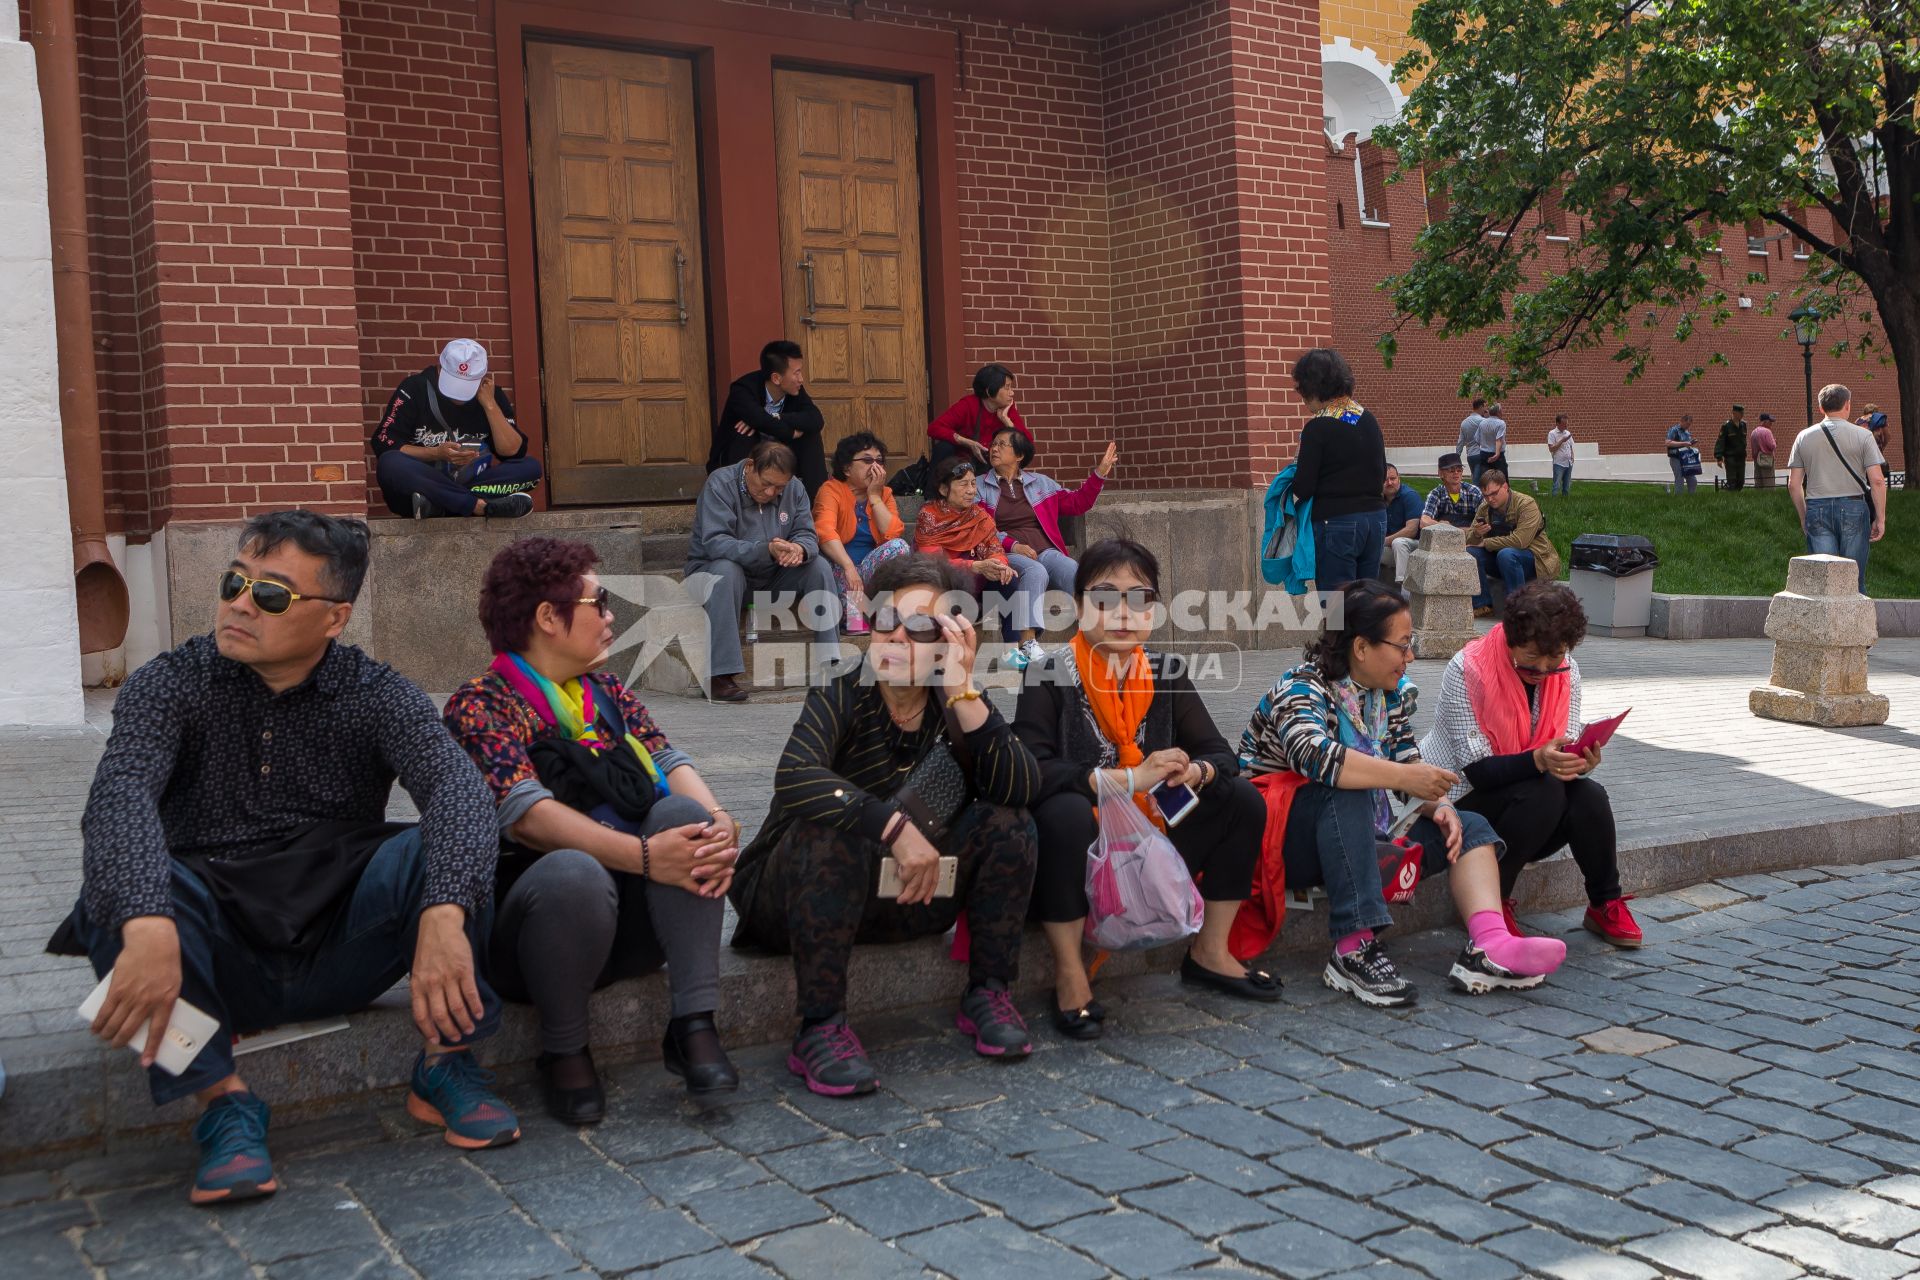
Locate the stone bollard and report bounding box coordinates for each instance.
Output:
[1748,554,1889,727]
[1405,524,1480,659]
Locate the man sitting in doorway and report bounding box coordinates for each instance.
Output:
[1420,452,1483,534]
[1465,467,1561,617]
[49,511,519,1206]
[1379,464,1425,582]
[685,440,840,703]
[372,339,541,519]
[707,340,827,496]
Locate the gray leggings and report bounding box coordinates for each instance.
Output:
[489,794,724,1054]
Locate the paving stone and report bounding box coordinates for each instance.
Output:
[1051,1061,1206,1114]
[819,1172,978,1239]
[1046,1209,1216,1279]
[1190,1067,1317,1108]
[1614,1134,1795,1200]
[1376,1183,1527,1243]
[898,1216,1106,1280]
[1219,1219,1379,1278]
[697,1103,833,1155]
[1101,1033,1242,1079]
[1123,1177,1281,1238]
[1830,1093,1920,1142]
[1261,1185,1404,1241]
[1615,1095,1759,1146]
[1373,1133,1537,1198]
[937,1103,1094,1156]
[1578,1028,1677,1057]
[1281,1095,1414,1148]
[0,1171,56,1207]
[1163,1102,1314,1156]
[5,1231,91,1280]
[779,1087,925,1138]
[1318,1267,1428,1280]
[1625,1065,1733,1105]
[1742,1224,1918,1280]
[397,1213,584,1280]
[1535,1069,1644,1105]
[1734,1132,1886,1185]
[639,1148,771,1205]
[1269,1144,1417,1197]
[80,1188,226,1263]
[466,1133,601,1186]
[590,1117,715,1165]
[1030,1140,1183,1194]
[1723,1012,1850,1050]
[686,1182,831,1245]
[245,1245,411,1280]
[1378,1095,1526,1146]
[1056,1102,1181,1149]
[1484,1226,1660,1280]
[1842,1132,1920,1174]
[650,1250,780,1280]
[1500,1097,1653,1150]
[1868,1175,1920,1208]
[1369,1226,1521,1280]
[945,1162,1107,1229]
[757,1139,899,1191]
[1494,1135,1653,1194]
[1841,1065,1920,1104]
[1761,1183,1920,1246]
[0,1195,94,1237]
[508,1165,654,1232]
[1139,1138,1291,1194]
[749,1222,926,1280]
[1314,1069,1428,1109]
[1498,1181,1670,1244]
[1735,1065,1855,1108]
[103,1244,255,1280]
[211,1185,386,1263]
[1622,1227,1802,1280]
[1713,1095,1856,1142]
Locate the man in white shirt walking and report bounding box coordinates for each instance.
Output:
[1787,383,1888,593]
[1458,399,1487,459]
[1546,414,1576,495]
[1471,403,1508,483]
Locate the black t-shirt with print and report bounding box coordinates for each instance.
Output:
[370,367,523,458]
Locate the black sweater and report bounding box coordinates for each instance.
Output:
[1292,407,1387,519]
[706,371,828,494]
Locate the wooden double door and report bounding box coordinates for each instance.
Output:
[528,45,930,503]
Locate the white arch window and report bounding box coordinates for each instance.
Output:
[1323,38,1406,228]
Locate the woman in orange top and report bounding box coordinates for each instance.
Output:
[812,432,911,632]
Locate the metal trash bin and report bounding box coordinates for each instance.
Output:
[1568,534,1659,637]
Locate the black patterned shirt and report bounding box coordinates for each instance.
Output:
[79,634,498,932]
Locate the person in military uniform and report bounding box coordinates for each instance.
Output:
[1714,404,1749,492]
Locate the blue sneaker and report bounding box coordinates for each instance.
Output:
[190,1090,277,1205]
[407,1050,521,1149]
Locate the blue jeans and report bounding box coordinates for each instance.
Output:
[1551,464,1572,495]
[1313,509,1389,588]
[1279,783,1504,938]
[1805,497,1872,592]
[999,548,1078,635]
[1467,546,1537,609]
[375,449,545,516]
[68,828,499,1105]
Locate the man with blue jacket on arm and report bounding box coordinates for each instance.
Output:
[49,511,519,1205]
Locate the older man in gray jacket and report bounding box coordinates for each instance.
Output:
[685,441,840,702]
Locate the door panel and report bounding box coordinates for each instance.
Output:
[529,42,710,504]
[773,70,928,463]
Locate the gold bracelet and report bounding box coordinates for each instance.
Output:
[945,687,982,708]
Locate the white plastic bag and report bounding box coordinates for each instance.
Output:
[1083,768,1205,951]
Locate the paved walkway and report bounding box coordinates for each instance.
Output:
[8,860,1920,1278]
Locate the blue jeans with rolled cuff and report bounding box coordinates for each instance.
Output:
[1467,546,1537,610]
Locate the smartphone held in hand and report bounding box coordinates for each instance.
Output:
[877,855,958,899]
[1148,779,1201,827]
[78,969,221,1076]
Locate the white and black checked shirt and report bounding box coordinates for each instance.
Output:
[1418,650,1587,803]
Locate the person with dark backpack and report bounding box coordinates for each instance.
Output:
[371,339,541,519]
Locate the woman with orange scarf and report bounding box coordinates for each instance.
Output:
[915,456,1047,658]
[1012,539,1273,1039]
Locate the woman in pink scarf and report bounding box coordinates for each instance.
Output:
[1419,582,1641,947]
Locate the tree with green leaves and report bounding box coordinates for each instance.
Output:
[1377,0,1919,467]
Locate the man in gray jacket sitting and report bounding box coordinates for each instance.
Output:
[685,441,840,702]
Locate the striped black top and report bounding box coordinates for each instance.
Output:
[739,669,1040,864]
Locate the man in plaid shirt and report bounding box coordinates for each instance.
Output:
[1421,452,1483,531]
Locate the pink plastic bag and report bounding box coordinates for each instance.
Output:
[1083,770,1204,951]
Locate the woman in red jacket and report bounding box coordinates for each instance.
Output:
[928,364,1031,476]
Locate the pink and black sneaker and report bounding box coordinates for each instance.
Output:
[955,980,1032,1058]
[788,1015,879,1097]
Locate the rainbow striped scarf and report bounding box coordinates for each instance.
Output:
[489,653,666,797]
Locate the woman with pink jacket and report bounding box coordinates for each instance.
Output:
[976,430,1117,667]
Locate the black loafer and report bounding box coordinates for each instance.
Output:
[1051,1001,1104,1041]
[1180,953,1284,1002]
[663,1014,740,1097]
[538,1049,605,1126]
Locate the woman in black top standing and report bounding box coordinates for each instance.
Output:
[1289,348,1388,588]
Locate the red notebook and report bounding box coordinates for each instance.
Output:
[1569,707,1630,755]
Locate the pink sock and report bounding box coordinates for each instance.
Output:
[1467,911,1567,977]
[1334,929,1373,957]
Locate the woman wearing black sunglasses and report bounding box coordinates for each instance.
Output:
[1012,539,1275,1038]
[1419,580,1641,949]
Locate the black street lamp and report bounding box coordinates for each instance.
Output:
[1790,305,1819,426]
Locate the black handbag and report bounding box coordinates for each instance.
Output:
[891,699,975,849]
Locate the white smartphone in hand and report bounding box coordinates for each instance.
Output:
[78,969,221,1077]
[1148,779,1202,827]
[877,856,958,899]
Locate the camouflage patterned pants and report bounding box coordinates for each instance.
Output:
[729,802,1038,1021]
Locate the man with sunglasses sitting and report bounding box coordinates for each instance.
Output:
[48,511,520,1206]
[728,553,1042,1096]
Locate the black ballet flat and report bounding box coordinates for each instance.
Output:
[1180,952,1284,1002]
[1051,997,1104,1041]
[538,1048,605,1126]
[663,1014,740,1097]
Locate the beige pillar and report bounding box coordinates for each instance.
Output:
[1749,554,1889,727]
[1406,524,1479,659]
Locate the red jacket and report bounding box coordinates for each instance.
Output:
[927,396,1031,450]
[1229,770,1306,961]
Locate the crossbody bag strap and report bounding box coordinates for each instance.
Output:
[1820,423,1877,521]
[423,380,453,435]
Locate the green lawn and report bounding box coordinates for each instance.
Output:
[1407,478,1919,598]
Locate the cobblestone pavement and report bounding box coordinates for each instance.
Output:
[8,859,1920,1278]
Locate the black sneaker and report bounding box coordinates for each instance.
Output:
[955,980,1033,1058]
[411,493,436,520]
[1447,943,1547,995]
[1322,939,1417,1009]
[788,1015,878,1097]
[484,492,534,518]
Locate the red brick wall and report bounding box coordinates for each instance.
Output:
[1325,143,1908,473]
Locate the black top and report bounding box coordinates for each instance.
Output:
[371,367,523,458]
[1292,407,1387,519]
[707,370,828,495]
[77,634,498,934]
[1462,683,1539,791]
[1013,649,1240,802]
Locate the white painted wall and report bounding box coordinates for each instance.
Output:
[0,10,84,726]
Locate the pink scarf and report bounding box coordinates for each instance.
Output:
[1461,624,1570,754]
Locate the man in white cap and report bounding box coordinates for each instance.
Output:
[372,339,542,518]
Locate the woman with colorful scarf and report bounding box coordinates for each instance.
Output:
[1012,540,1274,1039]
[1287,348,1388,589]
[1239,580,1567,1008]
[1420,581,1641,947]
[915,455,1046,662]
[443,538,740,1124]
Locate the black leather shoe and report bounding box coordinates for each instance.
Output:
[663,1014,740,1098]
[537,1049,605,1126]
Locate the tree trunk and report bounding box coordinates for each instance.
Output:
[1875,277,1920,480]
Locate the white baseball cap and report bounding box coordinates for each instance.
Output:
[438,338,488,401]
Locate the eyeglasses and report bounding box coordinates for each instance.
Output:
[573,588,611,615]
[1085,586,1160,611]
[217,570,346,616]
[870,606,945,644]
[853,453,886,466]
[1513,658,1571,677]
[1379,638,1416,657]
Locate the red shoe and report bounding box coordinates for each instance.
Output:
[1501,898,1527,938]
[1584,897,1644,948]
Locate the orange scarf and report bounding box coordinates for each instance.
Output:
[1072,632,1162,828]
